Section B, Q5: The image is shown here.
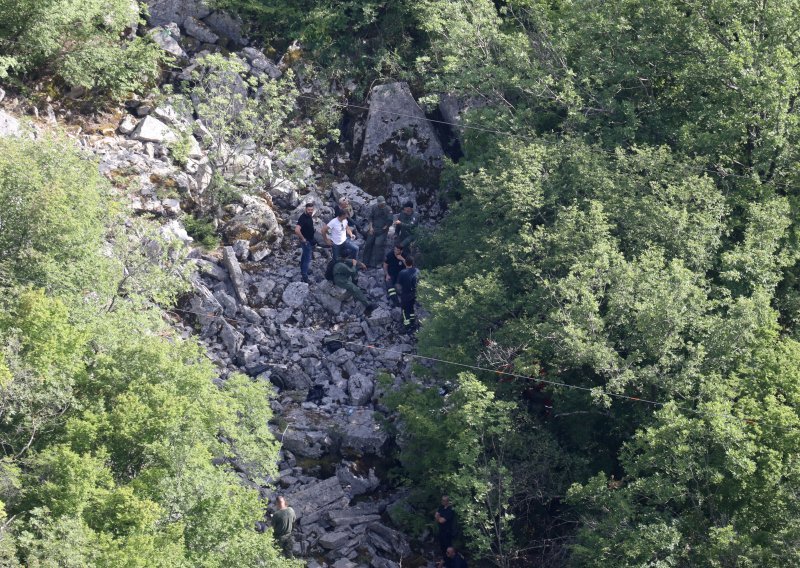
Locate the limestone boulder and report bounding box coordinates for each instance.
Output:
[221,194,282,248]
[131,116,178,144]
[331,182,373,217]
[203,11,246,45]
[356,82,444,198]
[148,24,186,58]
[143,0,211,27]
[347,373,374,406]
[282,282,310,308]
[0,110,21,137]
[184,15,218,43]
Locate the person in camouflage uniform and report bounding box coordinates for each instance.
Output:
[333,248,377,311]
[394,201,418,249]
[363,196,393,267]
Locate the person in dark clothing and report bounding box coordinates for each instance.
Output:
[397,256,419,333]
[333,249,377,311]
[363,196,394,267]
[272,496,296,558]
[435,495,455,555]
[438,547,468,568]
[383,244,406,307]
[294,202,316,283]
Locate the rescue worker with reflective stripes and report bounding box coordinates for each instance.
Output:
[383,244,406,307]
[397,256,419,333]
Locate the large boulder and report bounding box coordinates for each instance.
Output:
[282,282,310,308]
[242,47,282,79]
[148,24,187,58]
[356,82,444,201]
[131,115,178,144]
[183,15,218,43]
[203,11,246,46]
[221,246,248,303]
[331,182,373,217]
[0,110,20,137]
[286,476,349,526]
[188,280,223,336]
[143,0,211,27]
[365,523,411,560]
[221,194,282,248]
[347,373,374,406]
[336,408,389,457]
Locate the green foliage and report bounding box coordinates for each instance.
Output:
[213,0,421,80]
[387,373,571,566]
[183,215,221,250]
[0,0,165,101]
[0,135,113,296]
[568,337,800,566]
[403,3,800,562]
[185,53,316,213]
[168,131,195,168]
[0,135,293,566]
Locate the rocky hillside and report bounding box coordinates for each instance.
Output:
[0,1,453,566]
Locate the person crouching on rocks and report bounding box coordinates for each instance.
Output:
[333,248,377,312]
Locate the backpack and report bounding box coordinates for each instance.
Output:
[325,259,337,281]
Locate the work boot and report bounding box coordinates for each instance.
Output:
[301,274,309,283]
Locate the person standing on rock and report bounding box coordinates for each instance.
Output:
[363,196,393,268]
[322,209,359,261]
[272,496,296,558]
[398,256,420,334]
[295,201,316,283]
[333,248,377,311]
[383,244,406,307]
[394,201,418,250]
[434,495,455,556]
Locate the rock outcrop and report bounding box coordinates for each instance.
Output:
[356,82,444,213]
[1,12,433,565]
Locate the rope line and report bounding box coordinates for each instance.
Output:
[296,92,797,189]
[168,306,789,431]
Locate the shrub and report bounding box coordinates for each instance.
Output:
[0,0,165,101]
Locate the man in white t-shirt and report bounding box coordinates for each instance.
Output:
[321,210,359,261]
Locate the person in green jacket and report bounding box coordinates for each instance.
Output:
[394,201,418,249]
[272,496,296,558]
[363,195,394,267]
[333,249,377,311]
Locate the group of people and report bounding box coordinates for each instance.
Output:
[270,494,467,566]
[294,195,421,334]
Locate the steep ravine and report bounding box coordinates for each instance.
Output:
[0,2,451,562]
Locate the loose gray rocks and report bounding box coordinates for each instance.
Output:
[282,282,310,308]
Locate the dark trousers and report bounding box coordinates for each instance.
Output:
[299,241,313,277]
[438,531,453,556]
[363,231,388,267]
[386,274,400,306]
[332,238,359,261]
[401,293,416,331]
